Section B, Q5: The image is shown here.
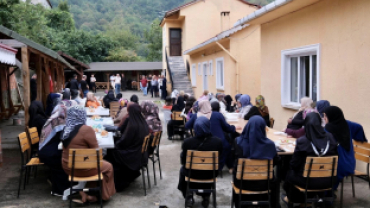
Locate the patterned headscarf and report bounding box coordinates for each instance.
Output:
[62,106,87,145]
[255,95,265,110]
[141,101,162,132]
[119,98,128,109]
[239,94,253,108]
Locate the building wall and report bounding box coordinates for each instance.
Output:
[260,0,370,135]
[20,0,51,8]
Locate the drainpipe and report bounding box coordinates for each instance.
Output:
[215,41,239,94]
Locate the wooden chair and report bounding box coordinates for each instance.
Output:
[141,134,151,196]
[26,127,40,157]
[149,131,163,185]
[109,101,120,118]
[230,159,273,208]
[290,156,338,208]
[68,149,103,208]
[17,132,43,198]
[185,150,219,208]
[350,140,370,197]
[171,111,186,142]
[269,118,275,128]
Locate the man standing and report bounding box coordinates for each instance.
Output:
[147,74,153,97]
[140,75,148,96]
[30,73,37,101]
[110,74,116,90]
[80,75,89,98]
[115,74,121,95]
[161,75,167,100]
[121,73,126,91]
[69,74,79,97]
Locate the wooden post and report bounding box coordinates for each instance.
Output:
[22,47,30,126]
[60,64,65,89]
[35,54,42,101]
[42,58,51,107]
[107,73,110,90]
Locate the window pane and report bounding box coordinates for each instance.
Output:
[290,57,298,102]
[300,56,310,99]
[220,64,223,86]
[312,55,317,101]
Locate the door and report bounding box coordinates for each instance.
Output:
[203,63,208,91]
[170,29,182,56]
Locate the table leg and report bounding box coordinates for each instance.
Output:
[62,181,87,200]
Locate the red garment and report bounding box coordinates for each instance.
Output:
[140,79,148,87]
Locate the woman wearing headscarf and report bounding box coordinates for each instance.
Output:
[45,93,61,117]
[177,117,223,208]
[198,90,209,102]
[86,92,101,108]
[184,96,196,120]
[61,106,116,203]
[208,92,218,103]
[316,100,330,126]
[244,95,271,127]
[324,106,355,188]
[284,97,313,138]
[233,116,278,207]
[130,94,139,103]
[61,88,78,107]
[172,95,185,112]
[184,100,212,130]
[105,103,149,192]
[282,113,337,205]
[234,94,242,113]
[216,93,227,114]
[167,96,186,140]
[28,101,48,136]
[238,94,253,118]
[103,90,117,108]
[39,103,69,196]
[114,99,128,125]
[210,102,238,171]
[224,95,234,112]
[141,101,162,154]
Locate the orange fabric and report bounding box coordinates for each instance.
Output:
[163,105,172,110]
[87,100,100,108]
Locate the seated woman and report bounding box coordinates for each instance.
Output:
[29,101,48,136]
[167,96,186,140]
[61,88,78,107]
[244,95,271,127]
[45,93,61,117]
[238,94,253,118]
[141,101,162,154]
[284,97,313,138]
[103,90,117,108]
[316,100,330,126]
[234,94,242,113]
[39,102,70,196]
[198,90,209,102]
[224,95,234,112]
[130,94,139,104]
[177,117,223,208]
[210,102,238,172]
[184,96,196,120]
[61,106,116,203]
[114,99,128,125]
[233,116,278,208]
[86,92,101,108]
[282,113,338,206]
[185,100,212,130]
[105,103,149,192]
[324,106,355,188]
[216,93,227,114]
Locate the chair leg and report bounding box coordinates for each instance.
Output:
[230,191,234,208]
[158,156,163,179]
[146,166,151,189]
[340,180,344,208]
[213,184,217,208]
[99,180,103,208]
[23,167,28,190]
[17,167,23,198]
[34,166,38,178]
[142,168,147,196]
[152,160,157,186]
[351,175,355,197]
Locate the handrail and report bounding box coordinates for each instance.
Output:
[165,47,174,92]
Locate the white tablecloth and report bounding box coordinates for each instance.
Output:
[85,106,110,117]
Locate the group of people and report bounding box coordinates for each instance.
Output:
[139,74,167,99]
[165,89,367,208]
[28,87,163,204]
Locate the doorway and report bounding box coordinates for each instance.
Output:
[203,63,208,91]
[170,29,182,56]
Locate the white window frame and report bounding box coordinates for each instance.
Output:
[209,60,213,75]
[281,44,320,109]
[198,63,201,75]
[202,62,209,91]
[216,57,225,90]
[191,64,196,86]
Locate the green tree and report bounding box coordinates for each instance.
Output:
[58,0,70,12]
[144,19,162,61]
[0,0,19,28]
[105,47,140,62]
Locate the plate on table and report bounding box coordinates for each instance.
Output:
[100,130,109,138]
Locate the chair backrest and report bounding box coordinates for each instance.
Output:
[303,156,338,178]
[18,132,30,153]
[172,111,184,122]
[353,140,370,165]
[110,101,120,117]
[185,150,219,171]
[269,118,275,129]
[68,149,103,169]
[27,127,39,145]
[142,134,151,154]
[235,159,273,180]
[151,131,162,147]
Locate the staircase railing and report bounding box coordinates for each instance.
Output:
[165,47,174,92]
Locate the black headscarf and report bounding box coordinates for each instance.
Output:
[103,90,117,107]
[172,96,185,111]
[130,94,139,103]
[324,106,351,151]
[45,93,60,117]
[305,112,330,155]
[116,93,122,99]
[185,96,196,114]
[211,101,220,112]
[224,95,233,112]
[29,101,47,135]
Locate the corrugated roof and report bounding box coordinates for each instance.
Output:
[86,62,163,72]
[0,25,76,70]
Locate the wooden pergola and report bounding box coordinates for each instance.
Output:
[58,51,90,81]
[0,25,78,125]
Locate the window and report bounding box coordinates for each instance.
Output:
[281,44,320,108]
[191,64,196,86]
[198,63,201,75]
[203,62,208,75]
[209,61,213,75]
[216,57,224,89]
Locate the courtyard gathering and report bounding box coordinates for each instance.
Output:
[1,0,370,208]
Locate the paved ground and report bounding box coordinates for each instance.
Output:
[0,90,369,207]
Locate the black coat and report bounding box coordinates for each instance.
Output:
[30,78,37,101]
[69,78,79,90]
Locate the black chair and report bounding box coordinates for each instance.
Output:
[186,150,219,208]
[68,148,103,208]
[141,134,151,196]
[148,131,163,185]
[230,159,273,208]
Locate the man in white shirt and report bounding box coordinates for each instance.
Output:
[110,74,116,90]
[115,74,121,95]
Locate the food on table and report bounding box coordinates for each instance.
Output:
[91,115,102,120]
[101,130,108,137]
